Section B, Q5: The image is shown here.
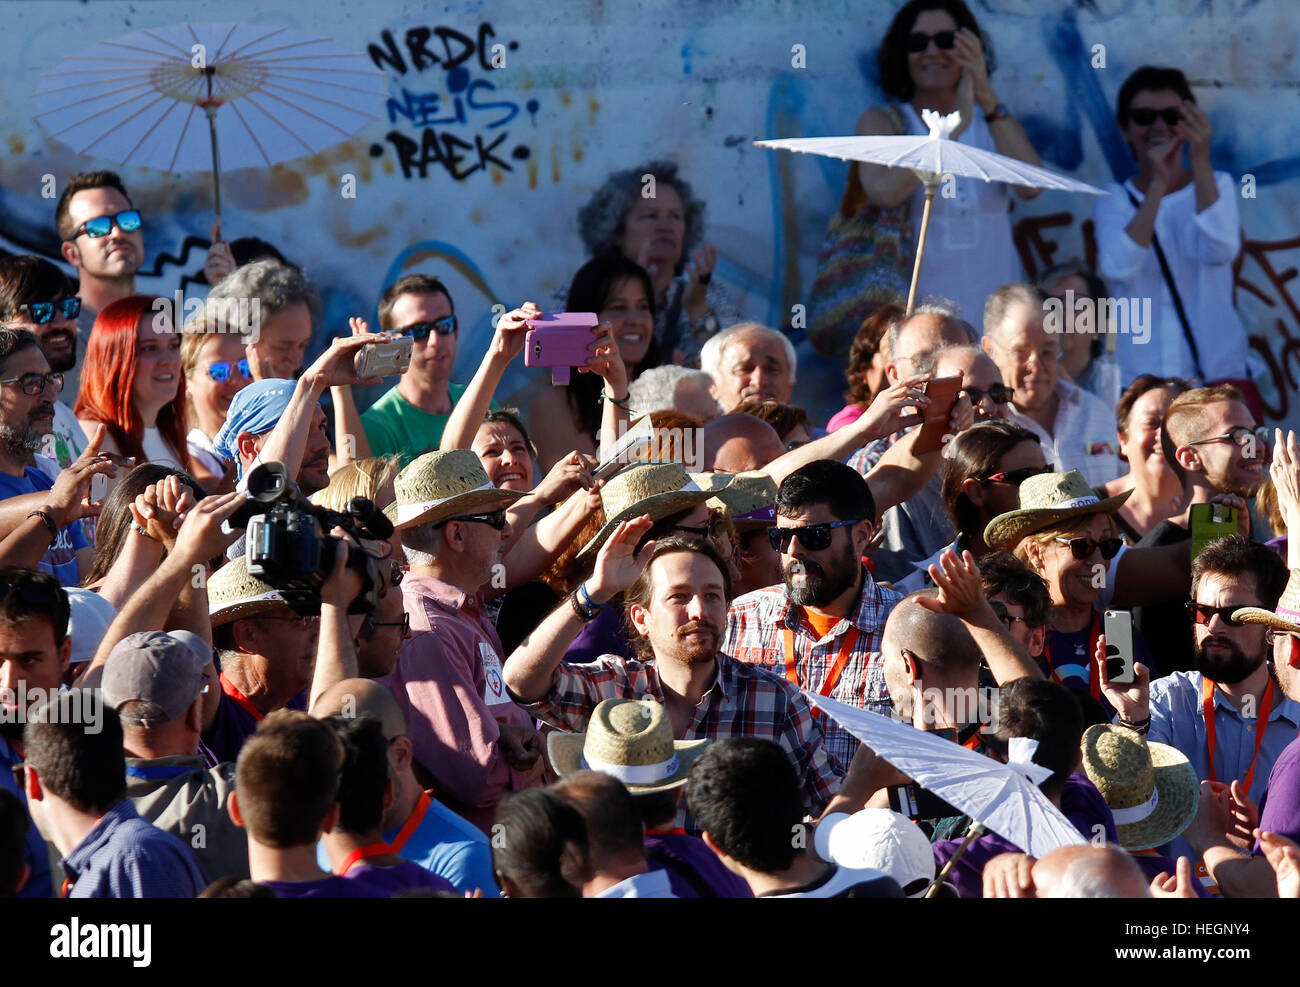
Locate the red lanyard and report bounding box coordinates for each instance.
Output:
[1044,613,1103,701]
[782,623,861,716]
[219,672,264,721]
[646,826,686,836]
[389,791,431,854]
[1203,675,1274,793]
[338,842,391,876]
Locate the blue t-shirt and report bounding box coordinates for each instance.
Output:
[0,468,88,586]
[0,734,53,898]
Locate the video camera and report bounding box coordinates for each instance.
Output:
[226,462,394,617]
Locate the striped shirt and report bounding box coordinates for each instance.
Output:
[516,653,844,828]
[723,572,902,765]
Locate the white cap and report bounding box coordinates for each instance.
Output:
[65,589,117,665]
[813,808,936,897]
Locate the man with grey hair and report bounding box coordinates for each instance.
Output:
[206,258,320,382]
[381,449,548,833]
[627,365,719,421]
[981,282,1119,486]
[700,323,796,414]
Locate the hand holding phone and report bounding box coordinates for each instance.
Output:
[1103,609,1136,686]
[354,335,413,380]
[524,312,600,385]
[913,375,963,455]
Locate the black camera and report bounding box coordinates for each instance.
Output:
[227,462,394,616]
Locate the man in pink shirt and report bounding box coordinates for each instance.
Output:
[381,450,548,832]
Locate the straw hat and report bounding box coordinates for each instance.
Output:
[707,470,778,531]
[384,449,523,530]
[984,470,1132,550]
[1233,568,1300,632]
[547,698,709,794]
[1080,724,1198,851]
[208,554,290,627]
[577,461,730,558]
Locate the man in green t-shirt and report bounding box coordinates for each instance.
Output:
[362,274,466,466]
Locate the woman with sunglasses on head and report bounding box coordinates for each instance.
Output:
[1094,66,1258,395]
[1100,374,1191,542]
[74,295,193,502]
[179,315,253,493]
[846,0,1041,323]
[985,471,1154,723]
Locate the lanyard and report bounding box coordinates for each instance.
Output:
[338,842,391,876]
[125,762,195,780]
[1203,675,1274,793]
[220,672,264,722]
[1044,613,1103,702]
[782,622,861,715]
[389,791,431,854]
[645,826,686,836]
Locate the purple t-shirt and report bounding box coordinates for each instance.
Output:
[1256,735,1300,850]
[645,830,753,898]
[264,875,390,898]
[564,606,630,665]
[346,860,457,895]
[201,682,308,768]
[931,774,1118,899]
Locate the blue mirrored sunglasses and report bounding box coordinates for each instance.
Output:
[205,358,252,383]
[401,316,457,340]
[74,209,143,239]
[17,297,81,325]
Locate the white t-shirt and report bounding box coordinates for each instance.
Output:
[141,426,185,471]
[187,426,227,480]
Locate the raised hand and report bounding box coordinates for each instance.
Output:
[46,453,118,527]
[492,301,541,362]
[1177,101,1213,161]
[204,222,235,287]
[916,548,986,623]
[1149,856,1198,898]
[683,245,717,320]
[982,852,1036,898]
[169,489,250,567]
[579,321,629,395]
[1094,634,1150,724]
[588,515,655,601]
[858,373,931,441]
[532,451,595,505]
[1257,830,1300,898]
[1148,135,1186,191]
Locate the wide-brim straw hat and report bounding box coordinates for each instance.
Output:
[1081,724,1198,851]
[577,461,731,558]
[1233,568,1300,632]
[707,470,778,531]
[208,554,291,627]
[984,469,1132,550]
[383,449,523,531]
[547,698,710,794]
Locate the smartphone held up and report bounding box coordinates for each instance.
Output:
[524,312,600,385]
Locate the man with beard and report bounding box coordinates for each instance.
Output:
[504,529,844,832]
[1100,535,1297,862]
[0,256,87,470]
[0,330,94,584]
[1135,385,1264,674]
[722,461,901,765]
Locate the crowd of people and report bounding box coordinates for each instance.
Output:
[1,0,1297,903]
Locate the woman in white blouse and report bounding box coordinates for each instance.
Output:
[180,317,251,493]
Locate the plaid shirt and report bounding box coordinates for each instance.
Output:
[723,572,902,765]
[844,425,914,476]
[518,654,844,825]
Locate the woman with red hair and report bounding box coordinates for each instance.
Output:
[75,295,192,495]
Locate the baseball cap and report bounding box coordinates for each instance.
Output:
[814,809,937,897]
[101,631,211,727]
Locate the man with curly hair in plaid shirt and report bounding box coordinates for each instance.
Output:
[503,522,843,832]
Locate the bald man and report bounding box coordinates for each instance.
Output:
[1038,845,1152,898]
[848,309,975,475]
[702,414,785,473]
[313,679,498,895]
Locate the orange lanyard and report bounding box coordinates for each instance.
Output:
[389,791,431,854]
[219,672,264,721]
[782,622,861,715]
[1044,613,1103,701]
[1203,675,1274,793]
[339,842,391,876]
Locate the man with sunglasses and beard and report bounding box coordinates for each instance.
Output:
[1100,535,1297,863]
[722,461,902,766]
[0,256,89,472]
[362,274,465,466]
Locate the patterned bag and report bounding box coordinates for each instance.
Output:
[807,103,914,359]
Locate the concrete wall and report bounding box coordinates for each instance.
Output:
[2,0,1299,424]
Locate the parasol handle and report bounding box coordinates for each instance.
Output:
[923,819,987,898]
[905,175,942,317]
[201,68,223,242]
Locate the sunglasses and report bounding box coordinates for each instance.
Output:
[962,384,1014,406]
[675,518,718,539]
[981,465,1050,487]
[368,612,411,636]
[1129,107,1181,127]
[768,519,861,552]
[72,209,143,240]
[436,510,508,531]
[1053,536,1123,561]
[1185,601,1244,628]
[988,600,1030,629]
[16,297,80,325]
[905,29,956,52]
[401,316,457,340]
[0,371,63,396]
[204,358,252,383]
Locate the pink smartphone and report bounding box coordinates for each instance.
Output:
[524,312,600,385]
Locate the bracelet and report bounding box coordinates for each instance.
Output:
[130,521,159,542]
[577,582,608,611]
[570,582,608,621]
[601,390,631,409]
[984,102,1012,123]
[27,510,57,542]
[1117,714,1151,735]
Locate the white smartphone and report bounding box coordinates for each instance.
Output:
[90,473,107,502]
[1103,609,1136,686]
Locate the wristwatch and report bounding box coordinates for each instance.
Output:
[984,103,1011,123]
[692,311,720,342]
